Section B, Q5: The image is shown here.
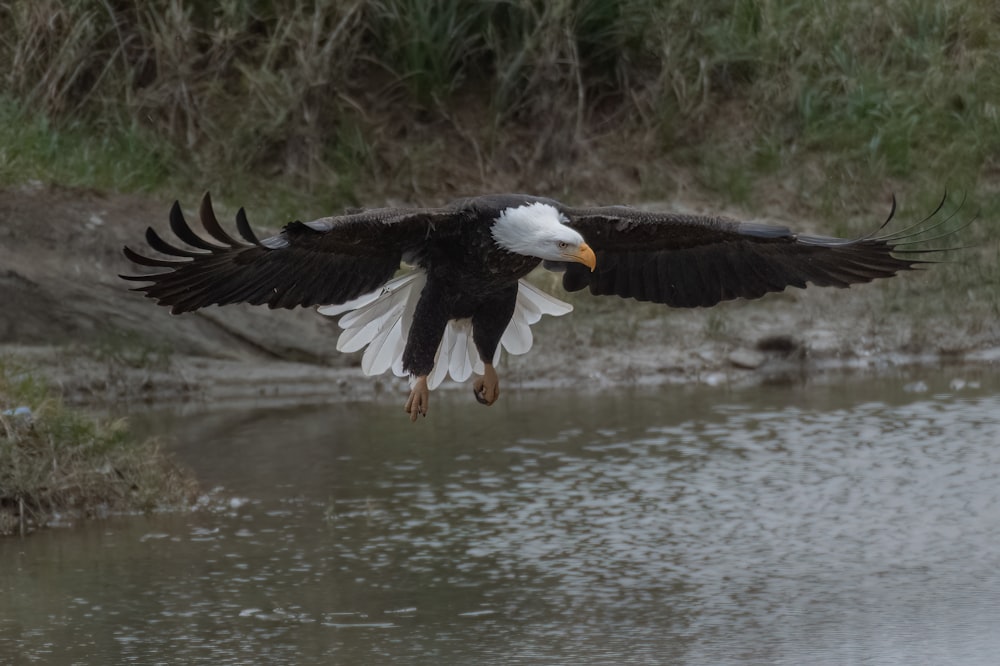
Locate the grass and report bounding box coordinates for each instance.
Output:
[0,2,995,204]
[0,98,175,192]
[88,329,174,372]
[0,359,199,536]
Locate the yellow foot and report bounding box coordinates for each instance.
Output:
[473,364,500,406]
[405,375,429,422]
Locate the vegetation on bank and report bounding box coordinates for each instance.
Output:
[0,360,199,536]
[1,1,998,211]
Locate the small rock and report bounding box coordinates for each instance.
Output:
[728,349,766,370]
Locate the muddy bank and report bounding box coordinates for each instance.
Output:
[5,336,999,416]
[1,184,997,412]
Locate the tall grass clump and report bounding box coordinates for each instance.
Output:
[0,359,198,536]
[0,0,660,200]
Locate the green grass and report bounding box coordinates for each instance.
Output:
[0,359,199,535]
[651,0,1000,198]
[0,98,176,192]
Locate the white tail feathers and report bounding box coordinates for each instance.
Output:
[319,272,424,378]
[318,272,572,389]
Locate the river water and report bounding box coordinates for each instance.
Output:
[3,367,1000,665]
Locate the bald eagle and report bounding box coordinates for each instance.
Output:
[122,193,953,420]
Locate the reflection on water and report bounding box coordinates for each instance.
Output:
[3,369,1000,664]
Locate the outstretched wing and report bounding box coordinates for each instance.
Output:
[555,197,960,308]
[121,193,457,314]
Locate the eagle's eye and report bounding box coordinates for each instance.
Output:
[557,241,570,249]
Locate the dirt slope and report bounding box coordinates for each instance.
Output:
[0,184,342,359]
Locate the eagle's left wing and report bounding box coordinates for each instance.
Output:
[554,199,951,308]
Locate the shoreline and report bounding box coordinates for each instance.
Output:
[5,340,998,415]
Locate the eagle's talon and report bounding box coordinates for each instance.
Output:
[472,364,500,406]
[405,376,429,422]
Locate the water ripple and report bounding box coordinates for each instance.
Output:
[3,373,1000,664]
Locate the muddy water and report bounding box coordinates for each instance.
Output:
[3,369,1000,665]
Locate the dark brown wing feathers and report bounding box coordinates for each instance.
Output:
[196,192,244,246]
[559,198,959,308]
[120,193,439,314]
[234,208,263,246]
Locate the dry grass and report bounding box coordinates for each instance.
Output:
[0,1,996,202]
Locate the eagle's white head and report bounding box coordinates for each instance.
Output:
[491,202,596,269]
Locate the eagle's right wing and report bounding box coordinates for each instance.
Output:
[121,194,457,314]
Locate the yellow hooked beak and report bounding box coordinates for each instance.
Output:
[566,242,596,272]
